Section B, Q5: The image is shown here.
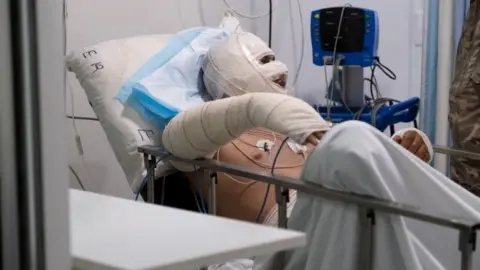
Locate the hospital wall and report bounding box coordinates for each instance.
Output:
[66,0,426,198]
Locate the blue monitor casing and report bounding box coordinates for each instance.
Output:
[311,7,379,67]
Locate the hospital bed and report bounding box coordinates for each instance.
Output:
[138,144,480,270]
[66,31,480,269]
[64,7,480,269]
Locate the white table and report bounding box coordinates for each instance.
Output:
[70,189,306,270]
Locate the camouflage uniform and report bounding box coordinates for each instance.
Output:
[449,0,480,196]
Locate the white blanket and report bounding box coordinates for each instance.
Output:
[254,121,480,270]
[212,121,480,270]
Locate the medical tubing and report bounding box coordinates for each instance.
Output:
[368,58,396,100]
[271,138,289,175]
[69,165,85,191]
[135,155,170,201]
[160,176,166,205]
[326,4,348,119]
[268,0,273,48]
[255,136,289,223]
[222,0,280,19]
[189,181,204,213]
[66,115,99,122]
[162,93,329,170]
[291,0,305,91]
[388,100,396,135]
[369,65,379,99]
[256,184,271,223]
[353,97,400,129]
[194,166,207,213]
[374,57,397,80]
[370,98,400,127]
[364,77,380,99]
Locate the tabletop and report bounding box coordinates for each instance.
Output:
[70,189,306,270]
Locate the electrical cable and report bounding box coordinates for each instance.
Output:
[66,115,99,122]
[369,65,380,99]
[388,100,396,136]
[364,77,379,99]
[160,176,166,205]
[177,0,188,29]
[255,186,271,224]
[230,139,304,169]
[367,57,397,100]
[63,0,81,148]
[324,4,349,120]
[354,97,400,120]
[268,0,273,48]
[222,0,304,94]
[322,4,400,127]
[69,165,86,191]
[364,57,400,132]
[271,137,289,176]
[254,136,289,223]
[62,0,68,116]
[237,129,278,148]
[64,3,97,183]
[69,82,80,137]
[69,85,96,185]
[371,99,398,127]
[222,0,304,93]
[353,97,398,134]
[291,0,305,93]
[222,0,280,19]
[374,57,397,80]
[193,166,208,213]
[135,154,171,201]
[63,0,99,185]
[216,149,254,185]
[220,130,303,185]
[189,180,204,213]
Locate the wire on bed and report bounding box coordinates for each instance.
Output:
[254,136,290,223]
[69,165,86,191]
[135,154,171,201]
[194,165,208,214]
[189,180,205,213]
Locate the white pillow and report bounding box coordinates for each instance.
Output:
[66,34,174,192]
[66,12,243,193]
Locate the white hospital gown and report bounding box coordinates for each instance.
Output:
[216,121,480,270]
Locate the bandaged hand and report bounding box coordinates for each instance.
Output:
[393,130,430,162]
[306,131,327,145]
[306,121,331,145]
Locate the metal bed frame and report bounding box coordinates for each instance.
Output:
[138,144,480,270]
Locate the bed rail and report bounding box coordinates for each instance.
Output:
[138,145,480,270]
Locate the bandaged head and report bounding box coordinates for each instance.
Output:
[202,32,288,99]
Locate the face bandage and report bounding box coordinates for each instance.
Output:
[202,32,288,99]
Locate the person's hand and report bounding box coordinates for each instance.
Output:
[306,131,327,146]
[393,130,430,162]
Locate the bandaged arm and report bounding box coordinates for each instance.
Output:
[162,93,330,170]
[392,127,434,163]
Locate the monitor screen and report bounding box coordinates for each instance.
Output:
[319,7,366,53]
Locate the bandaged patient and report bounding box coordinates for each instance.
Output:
[162,32,432,224]
[159,32,480,269]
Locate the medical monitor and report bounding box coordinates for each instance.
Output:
[311,7,379,67]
